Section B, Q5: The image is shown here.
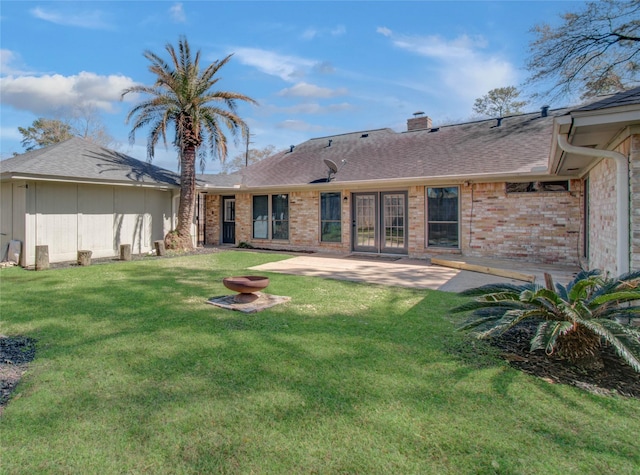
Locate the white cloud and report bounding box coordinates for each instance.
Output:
[30,7,113,30]
[278,82,347,99]
[301,28,317,40]
[0,72,138,115]
[0,50,34,76]
[378,29,518,102]
[331,25,346,36]
[169,3,186,23]
[301,25,345,40]
[279,102,353,115]
[276,119,324,132]
[376,26,392,37]
[233,47,316,82]
[0,126,22,141]
[313,61,335,75]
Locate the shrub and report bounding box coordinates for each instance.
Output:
[452,270,640,372]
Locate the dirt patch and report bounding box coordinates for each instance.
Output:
[490,321,640,399]
[0,336,36,416]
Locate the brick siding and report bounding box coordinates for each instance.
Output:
[632,135,640,272]
[460,181,582,265]
[203,183,584,266]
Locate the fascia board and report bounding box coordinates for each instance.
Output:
[571,109,640,127]
[5,173,177,190]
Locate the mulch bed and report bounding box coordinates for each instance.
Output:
[0,336,37,416]
[490,321,640,399]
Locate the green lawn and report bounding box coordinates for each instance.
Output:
[1,251,639,474]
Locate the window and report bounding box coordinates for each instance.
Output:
[272,194,289,240]
[253,196,268,239]
[427,187,459,248]
[506,181,569,193]
[320,192,342,242]
[252,194,289,240]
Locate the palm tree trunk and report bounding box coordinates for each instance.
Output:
[167,145,197,250]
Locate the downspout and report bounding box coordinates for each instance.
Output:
[556,134,630,275]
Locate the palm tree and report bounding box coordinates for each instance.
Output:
[122,36,257,249]
[452,270,640,372]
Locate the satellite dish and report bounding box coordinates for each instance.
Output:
[324,159,339,174]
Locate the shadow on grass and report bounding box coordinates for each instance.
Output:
[2,255,639,472]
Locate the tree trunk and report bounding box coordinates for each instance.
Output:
[168,145,197,250]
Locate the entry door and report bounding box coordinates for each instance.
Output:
[222,196,236,244]
[352,192,407,254]
[196,193,206,246]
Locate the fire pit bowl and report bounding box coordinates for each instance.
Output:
[223,276,270,303]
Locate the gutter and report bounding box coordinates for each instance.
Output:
[556,134,630,274]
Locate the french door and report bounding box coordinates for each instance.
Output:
[352,191,407,254]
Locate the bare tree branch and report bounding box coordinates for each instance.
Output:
[526,0,640,100]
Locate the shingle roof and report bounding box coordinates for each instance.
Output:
[573,86,640,112]
[222,109,567,188]
[0,137,180,187]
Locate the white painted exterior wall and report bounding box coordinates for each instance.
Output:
[5,180,174,266]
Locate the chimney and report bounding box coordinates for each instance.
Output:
[541,105,550,117]
[407,111,433,131]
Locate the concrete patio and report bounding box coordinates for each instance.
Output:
[248,252,581,292]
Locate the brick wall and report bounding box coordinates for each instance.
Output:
[204,194,220,245]
[588,150,621,274]
[631,134,640,272]
[203,183,584,265]
[585,133,640,275]
[460,181,582,265]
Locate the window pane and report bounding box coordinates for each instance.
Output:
[356,195,376,247]
[383,193,405,248]
[428,223,458,247]
[428,187,458,222]
[252,195,268,239]
[272,194,289,240]
[321,193,341,221]
[321,192,341,242]
[427,187,459,248]
[224,199,235,222]
[321,222,342,242]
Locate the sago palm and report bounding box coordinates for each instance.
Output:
[452,270,640,372]
[122,36,257,249]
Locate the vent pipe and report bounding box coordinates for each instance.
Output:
[541,105,550,117]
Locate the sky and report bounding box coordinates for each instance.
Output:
[0,0,584,173]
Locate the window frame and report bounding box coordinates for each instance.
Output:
[320,192,342,242]
[252,194,289,240]
[426,186,460,249]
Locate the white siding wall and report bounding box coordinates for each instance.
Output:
[78,185,116,258]
[35,182,79,262]
[17,181,174,266]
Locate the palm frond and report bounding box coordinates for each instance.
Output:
[475,309,539,339]
[459,282,536,297]
[580,319,640,372]
[458,314,507,331]
[591,290,640,307]
[531,320,573,353]
[451,300,524,314]
[597,305,640,322]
